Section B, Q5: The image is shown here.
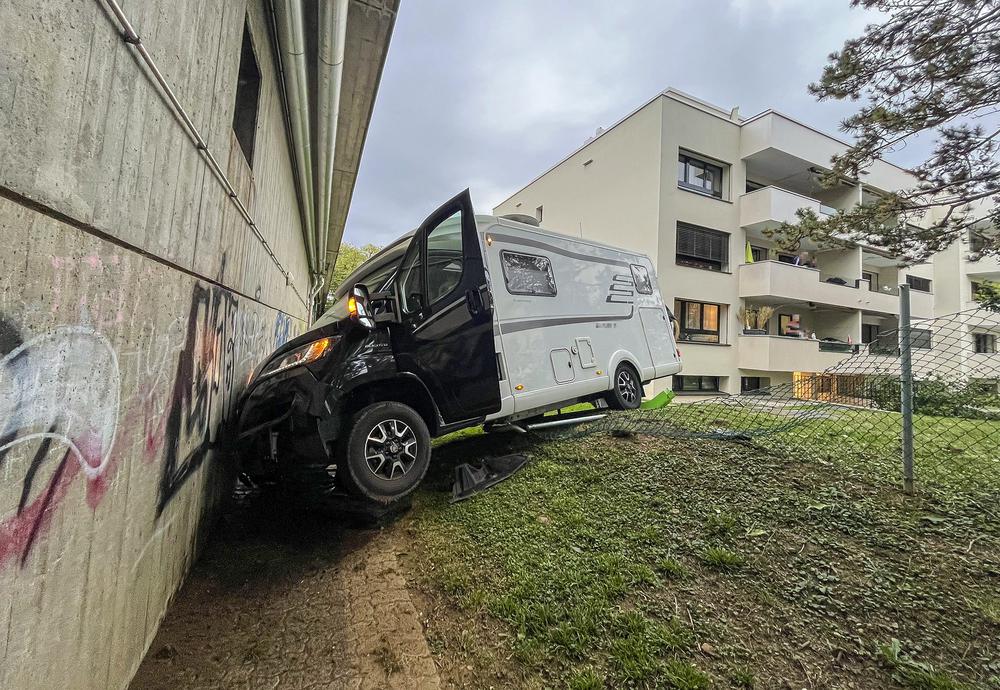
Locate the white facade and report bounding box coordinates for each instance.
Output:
[494,88,984,397]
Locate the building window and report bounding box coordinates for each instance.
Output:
[500,251,557,296]
[745,180,766,193]
[777,253,797,264]
[630,264,653,294]
[750,245,768,262]
[673,375,720,393]
[232,21,261,167]
[675,299,721,343]
[741,376,766,393]
[535,205,543,222]
[974,332,997,354]
[677,152,724,198]
[676,223,729,271]
[911,328,932,349]
[862,271,878,291]
[906,275,932,292]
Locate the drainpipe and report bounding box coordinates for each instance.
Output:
[315,0,349,277]
[273,0,318,274]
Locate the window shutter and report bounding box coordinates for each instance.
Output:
[677,223,729,264]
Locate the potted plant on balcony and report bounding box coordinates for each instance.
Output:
[738,306,773,335]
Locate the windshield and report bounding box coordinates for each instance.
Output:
[314,235,411,328]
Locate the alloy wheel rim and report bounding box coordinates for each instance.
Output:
[365,419,418,480]
[618,370,637,404]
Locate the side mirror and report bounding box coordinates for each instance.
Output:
[348,284,376,329]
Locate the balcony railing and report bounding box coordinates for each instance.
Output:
[740,186,829,231]
[739,260,902,313]
[738,334,858,372]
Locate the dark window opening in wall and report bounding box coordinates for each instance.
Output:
[741,376,766,393]
[862,323,880,344]
[673,375,720,393]
[906,275,932,292]
[975,332,997,354]
[535,205,543,222]
[750,245,768,262]
[675,299,721,343]
[862,271,878,290]
[676,222,729,271]
[911,328,932,349]
[232,21,261,168]
[777,253,797,264]
[678,152,724,198]
[745,180,766,193]
[970,230,988,255]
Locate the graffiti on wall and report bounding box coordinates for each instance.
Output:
[0,253,300,568]
[0,323,120,566]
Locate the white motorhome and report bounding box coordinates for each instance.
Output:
[237,190,682,505]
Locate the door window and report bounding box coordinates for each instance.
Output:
[426,212,464,305]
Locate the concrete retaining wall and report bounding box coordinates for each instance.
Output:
[0,1,310,687]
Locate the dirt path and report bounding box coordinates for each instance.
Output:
[130,492,440,690]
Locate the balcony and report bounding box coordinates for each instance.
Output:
[738,335,856,373]
[739,186,834,231]
[740,111,915,194]
[739,260,902,314]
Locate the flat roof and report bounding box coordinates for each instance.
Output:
[493,87,915,208]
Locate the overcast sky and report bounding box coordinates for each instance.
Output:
[343,0,924,248]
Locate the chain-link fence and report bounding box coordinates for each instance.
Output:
[550,286,1000,501]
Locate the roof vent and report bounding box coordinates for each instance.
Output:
[500,213,540,227]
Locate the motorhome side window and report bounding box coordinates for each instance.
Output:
[500,251,556,296]
[630,264,652,294]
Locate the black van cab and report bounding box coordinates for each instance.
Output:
[236,190,503,505]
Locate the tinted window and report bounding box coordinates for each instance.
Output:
[501,251,556,296]
[398,239,424,313]
[906,275,932,292]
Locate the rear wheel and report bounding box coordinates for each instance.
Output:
[606,362,642,410]
[339,401,431,504]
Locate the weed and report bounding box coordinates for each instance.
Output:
[879,639,967,690]
[655,557,689,579]
[728,667,756,688]
[567,668,604,690]
[705,511,738,536]
[662,660,711,689]
[701,547,747,570]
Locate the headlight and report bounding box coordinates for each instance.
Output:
[258,336,339,380]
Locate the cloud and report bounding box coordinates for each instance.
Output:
[342,1,913,249]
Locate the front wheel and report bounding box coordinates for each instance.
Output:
[605,362,642,410]
[339,402,431,504]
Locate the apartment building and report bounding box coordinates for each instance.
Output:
[493,88,949,397]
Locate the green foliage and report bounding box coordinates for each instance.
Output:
[327,242,381,297]
[868,374,1000,419]
[773,0,1000,262]
[973,280,1000,313]
[700,547,747,571]
[879,639,968,690]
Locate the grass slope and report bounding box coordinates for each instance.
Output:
[399,426,1000,689]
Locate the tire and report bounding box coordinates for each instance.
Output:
[606,362,642,410]
[338,401,431,504]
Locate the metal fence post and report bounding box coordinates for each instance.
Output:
[899,283,915,494]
